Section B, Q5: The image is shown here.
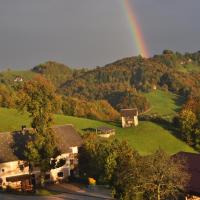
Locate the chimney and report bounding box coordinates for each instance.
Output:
[21,125,26,134]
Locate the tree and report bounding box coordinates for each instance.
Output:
[141,149,189,200]
[111,141,142,200]
[18,75,61,132]
[0,83,16,108]
[17,76,61,174]
[79,135,189,200]
[24,128,59,173]
[175,109,197,144]
[115,149,189,200]
[79,134,117,183]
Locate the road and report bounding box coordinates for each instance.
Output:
[0,192,112,200]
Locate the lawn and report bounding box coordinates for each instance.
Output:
[143,90,184,117]
[0,107,195,155]
[36,189,59,196]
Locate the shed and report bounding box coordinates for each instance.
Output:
[96,127,115,138]
[120,108,139,128]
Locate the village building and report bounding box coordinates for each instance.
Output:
[120,108,139,128]
[14,76,23,82]
[174,152,200,199]
[96,126,115,138]
[152,84,157,90]
[0,124,82,191]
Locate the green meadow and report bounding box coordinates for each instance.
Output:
[143,90,184,117]
[0,107,195,155]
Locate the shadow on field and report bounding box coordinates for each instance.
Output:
[140,116,183,142]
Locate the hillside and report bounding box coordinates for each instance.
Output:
[32,61,73,87]
[60,51,200,114]
[1,50,200,118]
[0,70,36,83]
[62,52,200,97]
[143,90,184,117]
[0,107,195,155]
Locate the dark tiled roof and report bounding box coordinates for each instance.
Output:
[0,131,20,163]
[174,152,200,194]
[120,108,138,118]
[53,124,82,153]
[0,125,82,163]
[96,127,115,132]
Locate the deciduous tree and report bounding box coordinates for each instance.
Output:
[17,76,60,173]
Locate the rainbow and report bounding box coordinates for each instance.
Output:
[122,0,149,58]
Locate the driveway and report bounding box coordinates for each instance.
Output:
[46,183,112,199]
[0,183,113,200]
[0,193,110,200]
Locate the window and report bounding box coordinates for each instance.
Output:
[57,172,64,178]
[70,159,74,165]
[45,174,50,180]
[19,164,24,171]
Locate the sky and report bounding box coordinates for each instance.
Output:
[0,0,200,69]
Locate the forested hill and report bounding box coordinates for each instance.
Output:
[60,50,200,112]
[32,61,87,87]
[62,51,200,95]
[1,50,200,120]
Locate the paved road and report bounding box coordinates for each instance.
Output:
[0,193,112,200]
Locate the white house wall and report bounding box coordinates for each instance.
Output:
[0,160,29,187]
[134,116,139,126]
[0,146,80,186]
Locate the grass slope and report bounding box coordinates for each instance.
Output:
[0,107,195,155]
[143,90,184,117]
[176,63,200,73]
[0,70,36,81]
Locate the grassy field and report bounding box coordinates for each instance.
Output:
[143,90,184,117]
[0,70,36,81]
[176,63,200,73]
[0,107,195,155]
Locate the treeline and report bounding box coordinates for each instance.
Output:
[61,51,200,113]
[32,61,87,87]
[153,50,200,68]
[1,50,200,121]
[0,83,16,108]
[62,97,120,121]
[174,95,200,151]
[0,75,120,122]
[79,134,189,200]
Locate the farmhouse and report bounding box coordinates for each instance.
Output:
[0,124,82,191]
[96,126,115,138]
[174,152,200,199]
[120,108,139,128]
[14,76,23,82]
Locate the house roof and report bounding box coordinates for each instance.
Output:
[174,152,200,195]
[0,131,21,163]
[96,126,115,133]
[52,124,82,153]
[0,124,82,163]
[120,108,138,118]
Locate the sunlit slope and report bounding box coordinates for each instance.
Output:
[0,107,195,155]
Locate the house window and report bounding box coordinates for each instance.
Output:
[70,159,74,165]
[19,164,24,171]
[44,174,50,180]
[57,172,64,178]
